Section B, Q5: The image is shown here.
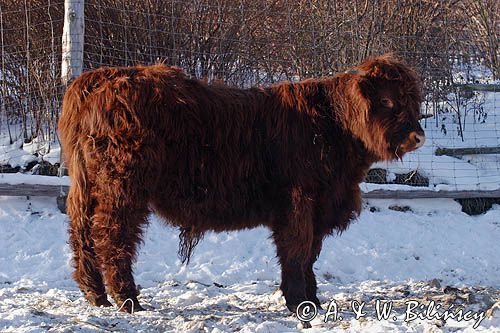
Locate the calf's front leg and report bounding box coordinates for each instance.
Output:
[273,187,315,312]
[303,235,324,308]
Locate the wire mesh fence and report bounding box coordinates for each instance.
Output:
[0,0,63,167]
[0,0,499,194]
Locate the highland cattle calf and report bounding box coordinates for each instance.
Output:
[58,54,425,313]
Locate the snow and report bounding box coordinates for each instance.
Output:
[0,138,37,169]
[0,137,61,171]
[22,137,61,166]
[0,196,499,332]
[0,173,69,186]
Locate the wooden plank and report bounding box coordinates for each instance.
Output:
[1,183,500,200]
[435,146,500,156]
[456,84,500,92]
[0,184,69,197]
[363,189,500,199]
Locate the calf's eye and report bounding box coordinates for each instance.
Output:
[380,97,394,108]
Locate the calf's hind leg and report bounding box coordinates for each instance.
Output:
[91,180,149,313]
[67,188,111,307]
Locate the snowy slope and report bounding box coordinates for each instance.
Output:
[0,196,499,332]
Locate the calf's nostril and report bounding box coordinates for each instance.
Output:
[413,133,425,148]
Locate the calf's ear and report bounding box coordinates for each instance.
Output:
[347,74,372,122]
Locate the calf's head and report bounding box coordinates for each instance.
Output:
[346,54,425,161]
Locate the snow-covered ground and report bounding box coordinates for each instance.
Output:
[0,135,61,168]
[0,196,499,332]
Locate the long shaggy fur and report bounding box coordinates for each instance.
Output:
[59,54,424,313]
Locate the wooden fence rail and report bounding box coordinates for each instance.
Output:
[0,183,69,197]
[362,189,500,199]
[2,183,500,200]
[435,147,500,157]
[457,84,500,92]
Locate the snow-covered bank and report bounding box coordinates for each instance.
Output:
[0,196,499,332]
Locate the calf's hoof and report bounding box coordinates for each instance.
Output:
[85,293,112,307]
[287,302,299,313]
[310,295,323,310]
[283,291,310,313]
[286,298,307,313]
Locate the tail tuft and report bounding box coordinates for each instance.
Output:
[178,227,204,265]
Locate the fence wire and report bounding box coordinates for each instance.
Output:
[0,0,499,192]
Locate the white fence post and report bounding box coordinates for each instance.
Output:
[61,0,84,84]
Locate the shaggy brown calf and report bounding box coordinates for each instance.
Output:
[59,54,425,313]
